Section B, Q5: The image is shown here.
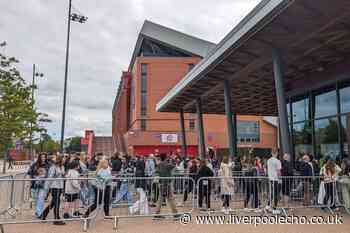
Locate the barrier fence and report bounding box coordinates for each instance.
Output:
[0,175,349,233]
[0,177,104,232]
[106,176,195,230]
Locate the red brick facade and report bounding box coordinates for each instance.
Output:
[112,57,278,157]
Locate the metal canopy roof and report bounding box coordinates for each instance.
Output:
[156,0,350,116]
[128,20,216,71]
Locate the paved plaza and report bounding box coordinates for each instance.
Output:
[2,209,350,233]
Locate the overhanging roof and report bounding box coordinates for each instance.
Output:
[156,0,350,116]
[128,20,216,71]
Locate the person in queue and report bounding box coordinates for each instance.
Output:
[153,153,180,219]
[320,159,341,210]
[281,153,293,205]
[84,159,112,218]
[266,150,281,214]
[41,155,65,225]
[197,159,214,211]
[219,155,234,214]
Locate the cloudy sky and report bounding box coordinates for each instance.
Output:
[1,0,260,139]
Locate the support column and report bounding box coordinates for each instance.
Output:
[272,48,291,155]
[179,109,188,158]
[196,98,206,159]
[224,80,237,158]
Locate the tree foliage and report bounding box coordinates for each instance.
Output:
[34,133,60,153]
[65,136,82,153]
[0,42,49,156]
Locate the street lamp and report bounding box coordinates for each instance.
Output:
[60,0,87,154]
[30,64,44,160]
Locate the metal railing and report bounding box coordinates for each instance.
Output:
[0,174,349,232]
[106,176,195,230]
[0,177,104,232]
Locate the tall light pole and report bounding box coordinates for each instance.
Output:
[30,64,44,160]
[60,0,87,153]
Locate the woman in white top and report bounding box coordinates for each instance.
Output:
[219,156,234,214]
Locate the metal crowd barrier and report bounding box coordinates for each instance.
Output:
[195,176,345,215]
[0,177,103,232]
[195,176,268,214]
[106,176,195,231]
[0,175,14,220]
[336,176,350,214]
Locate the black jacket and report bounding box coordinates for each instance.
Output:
[281,160,293,176]
[110,158,122,173]
[301,162,313,177]
[197,165,214,189]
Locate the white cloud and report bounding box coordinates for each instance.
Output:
[0,0,260,139]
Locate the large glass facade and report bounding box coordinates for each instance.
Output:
[314,118,339,160]
[289,81,350,161]
[293,121,312,158]
[237,121,260,143]
[341,115,350,157]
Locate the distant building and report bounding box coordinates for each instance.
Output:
[81,130,114,158]
[112,20,278,157]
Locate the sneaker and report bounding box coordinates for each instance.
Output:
[243,208,249,211]
[73,211,82,217]
[53,221,66,225]
[254,209,263,213]
[149,203,157,207]
[63,213,70,219]
[221,207,226,213]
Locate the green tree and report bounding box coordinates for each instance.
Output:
[0,42,48,171]
[34,134,60,153]
[65,136,82,153]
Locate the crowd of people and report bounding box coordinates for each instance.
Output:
[25,150,350,225]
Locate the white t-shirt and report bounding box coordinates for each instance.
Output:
[267,157,281,181]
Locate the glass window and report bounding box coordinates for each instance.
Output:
[141,64,147,93]
[314,117,340,160]
[140,119,146,131]
[189,119,195,130]
[292,97,309,122]
[141,64,147,75]
[141,93,147,116]
[293,121,312,158]
[237,121,260,143]
[140,63,147,116]
[341,115,350,158]
[314,89,337,118]
[340,85,350,114]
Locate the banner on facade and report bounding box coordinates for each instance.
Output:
[161,134,178,143]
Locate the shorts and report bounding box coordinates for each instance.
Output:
[65,193,79,202]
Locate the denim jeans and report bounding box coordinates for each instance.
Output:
[36,189,47,216]
[113,182,133,205]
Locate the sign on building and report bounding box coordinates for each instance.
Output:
[161,134,178,143]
